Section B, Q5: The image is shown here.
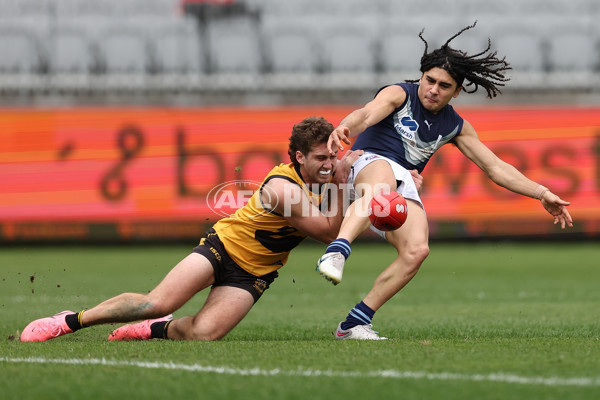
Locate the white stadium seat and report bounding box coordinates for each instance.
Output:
[261,17,319,73]
[206,15,263,73]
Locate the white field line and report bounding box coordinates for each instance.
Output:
[2,357,600,387]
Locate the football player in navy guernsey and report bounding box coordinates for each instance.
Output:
[316,22,573,340]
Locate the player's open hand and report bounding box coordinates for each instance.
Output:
[540,191,573,229]
[328,127,352,153]
[333,149,363,184]
[409,169,423,192]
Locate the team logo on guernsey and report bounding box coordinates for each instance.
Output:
[253,279,268,295]
[394,116,419,147]
[207,180,278,218]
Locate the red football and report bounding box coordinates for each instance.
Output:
[368,192,408,231]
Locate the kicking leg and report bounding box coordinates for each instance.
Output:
[339,159,397,242]
[363,200,429,310]
[317,160,396,284]
[336,200,429,340]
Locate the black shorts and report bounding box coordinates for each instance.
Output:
[192,229,278,303]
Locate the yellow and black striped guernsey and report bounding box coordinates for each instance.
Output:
[212,163,327,276]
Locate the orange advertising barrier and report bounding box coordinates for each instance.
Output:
[0,106,598,242]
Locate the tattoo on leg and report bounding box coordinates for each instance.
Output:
[107,297,155,321]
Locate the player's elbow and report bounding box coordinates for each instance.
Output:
[300,219,341,244]
[308,229,337,244]
[314,224,342,244]
[485,161,517,185]
[319,231,339,244]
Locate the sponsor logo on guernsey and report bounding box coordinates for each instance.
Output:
[209,246,221,262]
[394,116,419,147]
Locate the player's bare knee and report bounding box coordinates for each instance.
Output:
[415,243,430,263]
[143,293,180,317]
[403,243,429,275]
[189,325,224,341]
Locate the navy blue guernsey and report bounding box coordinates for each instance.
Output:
[352,82,464,173]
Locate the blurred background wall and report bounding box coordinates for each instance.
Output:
[1,0,599,105]
[1,0,599,243]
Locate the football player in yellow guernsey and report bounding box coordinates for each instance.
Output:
[20,116,371,342]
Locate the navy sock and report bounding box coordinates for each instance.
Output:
[340,301,375,330]
[325,239,351,260]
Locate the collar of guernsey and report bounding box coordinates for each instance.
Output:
[211,163,330,276]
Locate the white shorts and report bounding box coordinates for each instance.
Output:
[348,152,424,238]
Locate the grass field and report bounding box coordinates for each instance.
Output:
[1,241,599,399]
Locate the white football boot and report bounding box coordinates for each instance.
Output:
[335,322,388,340]
[316,252,345,285]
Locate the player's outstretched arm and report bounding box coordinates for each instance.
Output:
[455,121,573,229]
[327,85,407,153]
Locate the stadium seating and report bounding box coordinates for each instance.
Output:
[546,21,598,72]
[151,18,204,74]
[0,24,44,73]
[98,24,150,74]
[206,15,263,73]
[0,0,598,98]
[48,22,96,74]
[380,23,425,75]
[261,17,319,73]
[319,17,380,74]
[491,23,547,72]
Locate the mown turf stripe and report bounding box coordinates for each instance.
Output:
[2,356,599,387]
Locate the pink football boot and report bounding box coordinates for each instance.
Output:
[108,315,173,341]
[20,310,75,342]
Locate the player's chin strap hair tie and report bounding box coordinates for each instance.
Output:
[534,185,549,200]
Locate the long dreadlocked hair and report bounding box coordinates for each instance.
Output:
[407,21,511,98]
